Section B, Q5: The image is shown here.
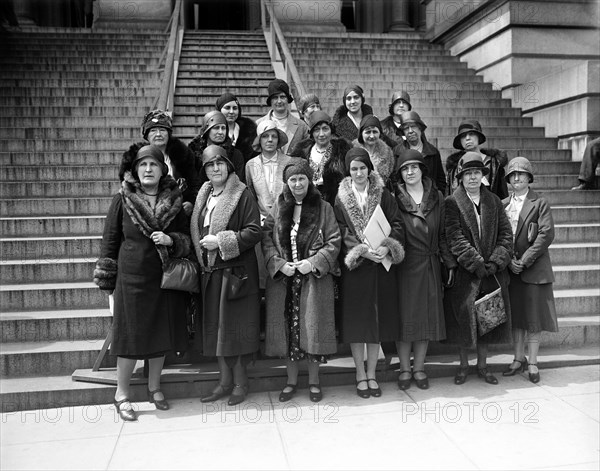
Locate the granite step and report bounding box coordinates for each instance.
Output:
[0,282,106,312]
[0,139,140,152]
[0,165,118,181]
[0,128,141,139]
[0,180,120,198]
[0,258,97,284]
[536,190,600,205]
[548,242,600,264]
[0,106,157,117]
[0,215,106,237]
[0,151,124,166]
[553,265,600,290]
[0,235,101,261]
[0,197,113,217]
[554,223,600,243]
[550,205,600,223]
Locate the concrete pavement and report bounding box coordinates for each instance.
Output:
[1,364,599,470]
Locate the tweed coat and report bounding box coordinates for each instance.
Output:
[287,137,353,206]
[94,173,192,356]
[262,184,341,357]
[334,173,405,343]
[256,110,309,154]
[395,176,453,341]
[190,173,262,357]
[332,103,374,142]
[443,185,513,347]
[446,148,508,198]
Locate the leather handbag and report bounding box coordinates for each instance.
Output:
[474,275,507,336]
[161,257,200,293]
[225,266,250,301]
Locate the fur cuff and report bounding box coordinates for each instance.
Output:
[345,244,369,271]
[167,232,191,258]
[217,230,240,261]
[93,257,117,290]
[381,237,405,264]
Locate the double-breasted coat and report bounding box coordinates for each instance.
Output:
[262,184,341,357]
[190,173,262,358]
[443,185,513,347]
[334,173,405,343]
[502,188,558,332]
[395,176,453,341]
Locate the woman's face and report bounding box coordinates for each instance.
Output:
[208,124,227,144]
[220,101,239,124]
[462,169,483,192]
[260,129,279,154]
[287,174,309,200]
[312,123,332,148]
[345,91,362,113]
[400,163,422,185]
[205,158,229,187]
[349,160,369,187]
[302,103,320,122]
[362,126,380,146]
[401,123,422,146]
[509,171,531,193]
[460,132,480,151]
[147,127,169,148]
[136,156,163,188]
[393,100,410,116]
[270,92,289,114]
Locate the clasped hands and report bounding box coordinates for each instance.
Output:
[362,245,390,263]
[280,260,313,276]
[509,258,525,274]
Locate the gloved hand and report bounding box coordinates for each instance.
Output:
[475,264,487,279]
[484,262,498,276]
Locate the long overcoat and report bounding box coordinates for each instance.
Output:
[94,173,192,356]
[190,173,262,357]
[334,173,405,343]
[395,176,453,341]
[262,184,341,357]
[443,185,513,347]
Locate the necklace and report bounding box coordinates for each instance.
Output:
[315,146,327,154]
[140,188,158,196]
[211,187,224,197]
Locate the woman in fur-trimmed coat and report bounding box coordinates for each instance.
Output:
[190,145,262,406]
[332,100,374,143]
[94,145,192,420]
[334,149,404,398]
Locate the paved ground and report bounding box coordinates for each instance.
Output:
[1,364,598,470]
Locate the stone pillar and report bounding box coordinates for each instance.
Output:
[388,0,412,31]
[272,0,345,33]
[93,0,171,30]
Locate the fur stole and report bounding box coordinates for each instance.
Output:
[352,138,395,182]
[275,184,322,262]
[120,171,183,264]
[190,173,246,268]
[337,173,405,270]
[332,103,374,141]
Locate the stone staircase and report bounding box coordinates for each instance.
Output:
[286,32,600,348]
[0,29,164,408]
[170,30,275,139]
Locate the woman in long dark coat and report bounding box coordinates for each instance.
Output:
[394,149,453,390]
[444,152,513,385]
[94,145,192,421]
[502,157,558,383]
[334,148,405,398]
[190,145,262,406]
[262,159,341,403]
[215,92,258,163]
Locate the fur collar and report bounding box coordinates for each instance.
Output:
[336,172,384,241]
[276,184,322,261]
[352,138,395,181]
[120,171,182,263]
[190,173,246,268]
[332,103,374,123]
[452,185,498,256]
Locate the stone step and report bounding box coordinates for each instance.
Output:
[537,190,600,205]
[0,235,101,261]
[0,88,161,99]
[0,127,141,139]
[305,73,484,82]
[0,106,157,117]
[0,71,163,80]
[0,138,138,152]
[0,151,123,166]
[2,344,599,411]
[0,165,118,181]
[554,288,600,317]
[554,223,600,243]
[0,78,160,88]
[527,175,587,191]
[554,265,600,290]
[0,258,96,284]
[548,242,600,264]
[2,56,162,65]
[179,52,271,59]
[0,282,106,312]
[0,309,111,343]
[294,57,463,66]
[4,45,164,54]
[0,197,113,217]
[0,215,105,237]
[0,96,158,107]
[0,180,120,198]
[177,71,275,79]
[551,205,600,224]
[4,64,160,72]
[0,116,143,128]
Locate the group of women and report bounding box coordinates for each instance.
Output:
[94,83,558,422]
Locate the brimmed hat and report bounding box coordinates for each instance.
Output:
[141,110,172,139]
[132,145,168,175]
[215,92,242,118]
[399,111,427,131]
[395,148,427,173]
[389,90,412,114]
[453,119,486,150]
[201,144,234,171]
[358,115,382,144]
[342,84,364,106]
[267,79,293,105]
[252,120,288,152]
[297,93,320,114]
[283,158,314,182]
[202,111,228,139]
[505,156,534,183]
[344,147,374,175]
[308,110,334,136]
[456,152,490,179]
